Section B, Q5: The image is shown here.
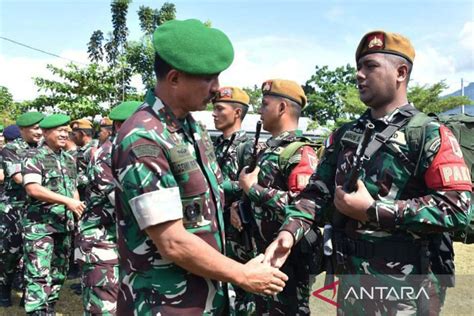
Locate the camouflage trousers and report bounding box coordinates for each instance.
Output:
[23,230,71,313]
[255,240,314,315]
[76,225,119,315]
[225,223,256,316]
[0,201,23,287]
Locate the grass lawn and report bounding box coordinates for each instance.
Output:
[2,243,473,315]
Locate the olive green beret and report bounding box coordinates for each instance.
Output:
[153,19,234,75]
[39,114,70,129]
[213,87,250,107]
[356,30,415,64]
[261,79,307,108]
[16,112,45,127]
[109,101,142,121]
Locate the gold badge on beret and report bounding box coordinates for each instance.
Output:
[262,81,272,92]
[368,33,384,50]
[219,87,233,99]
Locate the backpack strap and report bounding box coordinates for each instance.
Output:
[363,105,419,160]
[405,112,435,176]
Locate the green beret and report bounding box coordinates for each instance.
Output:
[16,112,45,127]
[0,124,3,132]
[109,101,142,121]
[153,19,234,75]
[39,114,70,129]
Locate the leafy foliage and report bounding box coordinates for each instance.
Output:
[303,64,357,125]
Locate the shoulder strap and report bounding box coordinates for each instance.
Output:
[405,112,435,175]
[363,106,419,159]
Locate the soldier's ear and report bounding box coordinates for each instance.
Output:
[167,69,180,87]
[278,101,287,116]
[234,107,242,119]
[396,64,409,83]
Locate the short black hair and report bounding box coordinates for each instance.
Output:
[234,103,249,121]
[154,53,173,80]
[385,54,413,84]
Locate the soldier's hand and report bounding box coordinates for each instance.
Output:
[239,166,260,194]
[263,231,294,268]
[66,198,86,219]
[239,254,288,296]
[230,202,242,231]
[334,180,373,222]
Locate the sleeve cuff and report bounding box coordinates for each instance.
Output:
[247,183,264,204]
[280,219,308,243]
[23,173,42,185]
[129,187,183,230]
[367,200,398,228]
[6,163,21,177]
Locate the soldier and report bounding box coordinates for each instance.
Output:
[0,113,44,307]
[271,31,472,314]
[64,126,77,155]
[237,79,319,315]
[76,101,141,315]
[70,118,98,197]
[112,19,288,315]
[212,87,256,315]
[97,117,113,146]
[22,114,85,315]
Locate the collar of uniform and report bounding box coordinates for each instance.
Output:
[266,129,302,147]
[41,143,62,156]
[367,103,415,126]
[144,89,184,133]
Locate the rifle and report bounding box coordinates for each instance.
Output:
[332,121,375,227]
[325,122,375,283]
[238,120,262,251]
[343,122,375,193]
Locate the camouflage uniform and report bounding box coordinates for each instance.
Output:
[244,130,318,315]
[76,139,99,198]
[112,91,228,315]
[76,138,119,315]
[22,144,78,313]
[289,106,472,315]
[0,138,36,289]
[214,130,256,315]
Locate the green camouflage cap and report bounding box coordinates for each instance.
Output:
[109,101,142,121]
[39,114,70,129]
[16,111,45,127]
[153,19,234,75]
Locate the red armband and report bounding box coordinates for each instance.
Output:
[288,146,318,192]
[424,125,472,191]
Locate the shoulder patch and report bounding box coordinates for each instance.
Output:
[132,144,161,158]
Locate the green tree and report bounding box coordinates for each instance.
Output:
[408,81,472,114]
[303,64,357,125]
[31,63,139,119]
[128,2,176,88]
[243,85,262,113]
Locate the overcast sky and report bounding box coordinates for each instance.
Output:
[0,0,473,102]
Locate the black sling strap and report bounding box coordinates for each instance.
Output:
[362,104,419,162]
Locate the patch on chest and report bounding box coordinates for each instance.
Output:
[169,145,200,175]
[341,131,362,146]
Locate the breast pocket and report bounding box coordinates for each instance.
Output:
[44,170,63,193]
